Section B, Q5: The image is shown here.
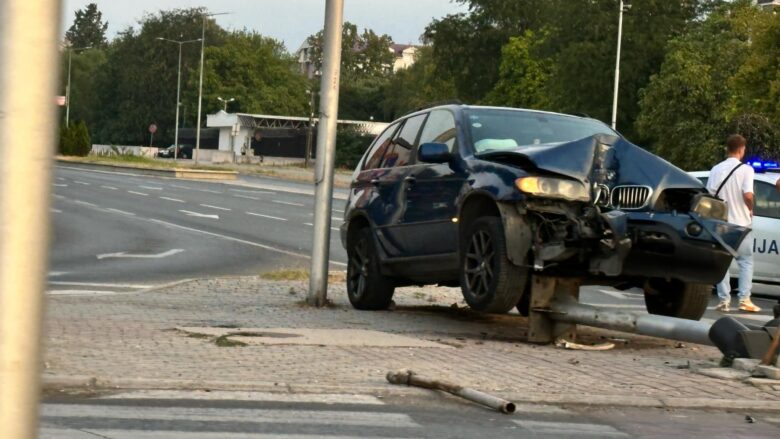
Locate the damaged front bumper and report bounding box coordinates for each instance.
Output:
[591,211,749,284]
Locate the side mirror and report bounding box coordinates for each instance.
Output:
[418,142,451,164]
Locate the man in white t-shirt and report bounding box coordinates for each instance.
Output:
[706,134,760,312]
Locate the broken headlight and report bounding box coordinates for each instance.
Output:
[691,194,728,221]
[515,177,591,202]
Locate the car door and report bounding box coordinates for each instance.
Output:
[400,109,465,257]
[751,180,780,282]
[370,114,429,258]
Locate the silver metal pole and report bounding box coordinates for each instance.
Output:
[65,48,72,127]
[307,0,344,306]
[610,0,625,130]
[174,42,182,160]
[194,16,206,164]
[0,1,62,437]
[305,90,315,168]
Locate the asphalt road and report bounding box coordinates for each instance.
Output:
[49,165,348,291]
[40,391,780,438]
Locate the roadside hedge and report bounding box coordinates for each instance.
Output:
[59,121,92,156]
[335,127,373,169]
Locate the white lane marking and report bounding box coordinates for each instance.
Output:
[51,208,62,213]
[148,218,347,266]
[303,222,313,226]
[140,185,163,191]
[47,271,69,277]
[73,180,91,186]
[598,289,627,300]
[74,200,97,207]
[96,249,185,260]
[303,222,340,232]
[233,194,259,200]
[159,196,186,203]
[246,212,287,221]
[179,209,219,219]
[272,200,305,207]
[333,209,345,214]
[56,177,66,181]
[40,404,418,428]
[514,420,628,438]
[47,290,118,296]
[332,217,343,222]
[128,191,149,196]
[100,391,385,405]
[53,183,68,187]
[198,188,221,194]
[200,204,231,211]
[229,188,274,195]
[52,194,65,199]
[171,184,191,189]
[48,281,153,289]
[105,208,135,216]
[100,185,118,190]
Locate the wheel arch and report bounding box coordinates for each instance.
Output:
[458,192,532,267]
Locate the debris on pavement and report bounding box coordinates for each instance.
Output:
[555,338,615,351]
[386,369,516,414]
[745,415,756,424]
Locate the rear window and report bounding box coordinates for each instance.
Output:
[382,114,426,168]
[363,123,398,170]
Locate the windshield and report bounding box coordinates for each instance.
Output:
[465,108,616,153]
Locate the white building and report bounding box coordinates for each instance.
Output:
[295,40,421,79]
[757,0,780,9]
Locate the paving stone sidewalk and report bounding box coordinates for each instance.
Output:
[43,277,780,409]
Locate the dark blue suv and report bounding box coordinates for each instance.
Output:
[340,105,748,320]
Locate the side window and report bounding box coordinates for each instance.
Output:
[363,123,398,170]
[382,114,427,168]
[419,110,457,152]
[754,181,780,219]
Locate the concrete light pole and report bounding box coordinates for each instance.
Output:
[194,11,230,164]
[156,37,201,160]
[65,45,91,127]
[304,89,316,168]
[611,0,631,130]
[307,0,345,307]
[0,0,61,437]
[217,96,235,112]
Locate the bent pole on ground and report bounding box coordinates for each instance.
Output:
[0,0,62,437]
[387,370,517,414]
[308,0,345,307]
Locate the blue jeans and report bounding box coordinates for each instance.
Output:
[716,232,753,302]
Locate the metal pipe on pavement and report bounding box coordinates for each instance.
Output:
[549,296,713,346]
[0,0,62,437]
[387,370,516,414]
[307,0,344,306]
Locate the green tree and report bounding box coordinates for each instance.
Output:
[60,48,108,129]
[731,10,780,122]
[65,3,108,48]
[305,22,394,80]
[485,30,550,109]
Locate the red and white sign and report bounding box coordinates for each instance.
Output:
[148,123,158,134]
[55,96,66,106]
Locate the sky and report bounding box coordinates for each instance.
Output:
[61,0,469,51]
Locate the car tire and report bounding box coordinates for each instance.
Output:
[346,227,395,310]
[643,279,709,320]
[460,216,527,314]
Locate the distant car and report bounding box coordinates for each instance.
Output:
[689,168,780,285]
[157,145,192,159]
[339,104,749,321]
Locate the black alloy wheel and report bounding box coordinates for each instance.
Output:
[459,217,527,313]
[346,227,394,310]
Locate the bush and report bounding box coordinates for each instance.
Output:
[58,121,92,156]
[335,127,373,169]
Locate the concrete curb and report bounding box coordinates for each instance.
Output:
[41,375,780,412]
[56,160,237,181]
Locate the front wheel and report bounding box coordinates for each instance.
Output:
[347,227,395,310]
[643,279,710,320]
[460,216,527,314]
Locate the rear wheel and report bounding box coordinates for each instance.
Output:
[347,227,395,310]
[643,279,709,320]
[460,217,527,314]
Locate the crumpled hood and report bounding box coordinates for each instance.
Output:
[477,134,704,191]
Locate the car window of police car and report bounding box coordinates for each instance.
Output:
[382,114,427,168]
[754,181,780,219]
[419,110,457,153]
[363,123,399,170]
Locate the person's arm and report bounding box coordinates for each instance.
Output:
[744,192,754,215]
[742,167,755,216]
[776,179,780,194]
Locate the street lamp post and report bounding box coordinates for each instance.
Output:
[65,45,91,127]
[611,0,631,130]
[217,96,235,112]
[304,89,316,168]
[156,37,201,160]
[195,11,230,164]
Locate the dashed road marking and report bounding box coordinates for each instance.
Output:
[200,204,231,211]
[198,188,221,194]
[97,249,185,260]
[128,191,149,196]
[272,200,305,207]
[179,210,219,219]
[140,185,163,191]
[229,188,275,195]
[51,208,62,213]
[234,194,259,200]
[74,200,97,207]
[105,208,135,216]
[303,222,340,232]
[160,196,186,203]
[52,194,65,199]
[171,184,191,190]
[53,183,68,187]
[101,185,118,190]
[73,180,91,185]
[246,212,287,221]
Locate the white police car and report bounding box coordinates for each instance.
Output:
[690,162,780,285]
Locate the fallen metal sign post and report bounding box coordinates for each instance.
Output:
[386,369,516,414]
